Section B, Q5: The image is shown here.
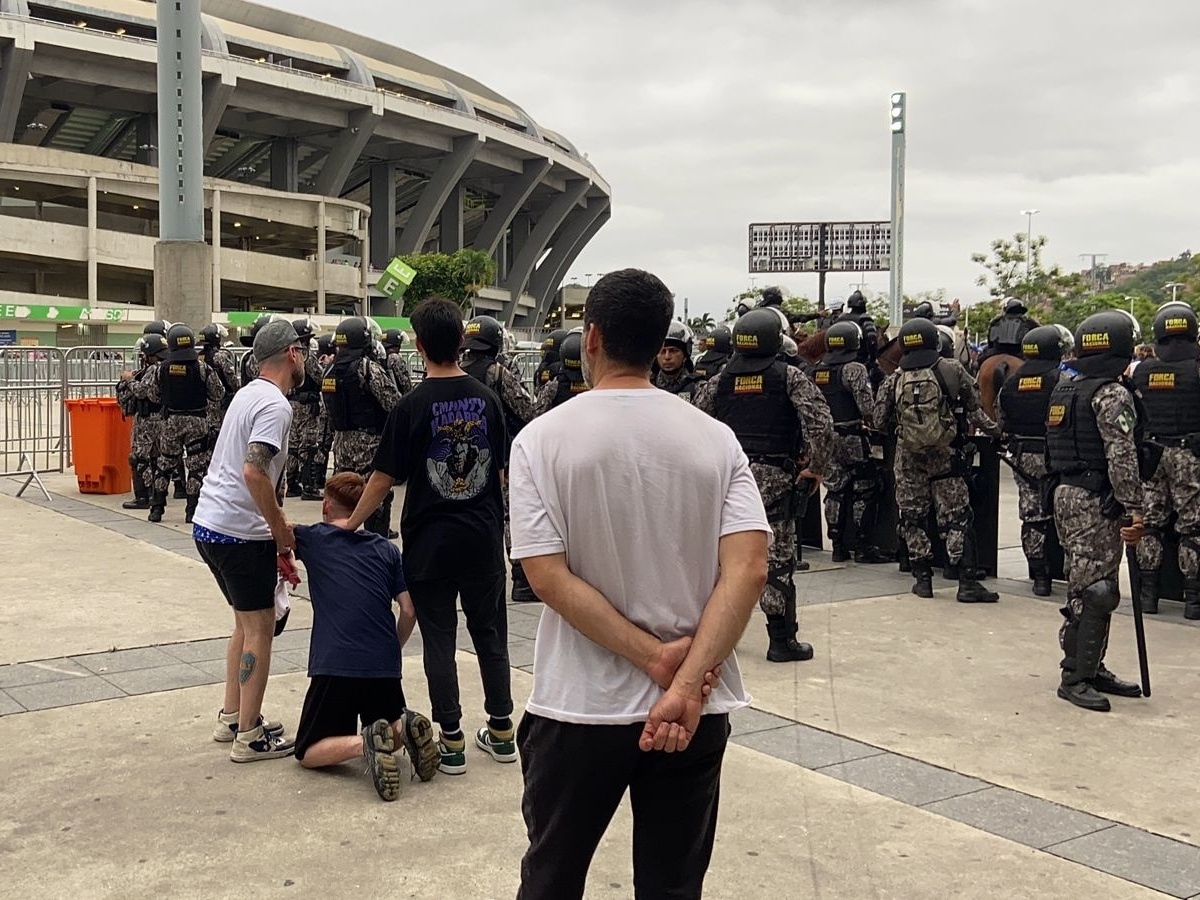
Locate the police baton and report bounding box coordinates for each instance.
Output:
[1121,517,1152,698]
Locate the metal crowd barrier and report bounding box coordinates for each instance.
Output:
[1,347,67,478]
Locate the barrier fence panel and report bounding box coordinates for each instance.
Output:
[61,347,143,469]
[509,351,543,392]
[0,348,66,477]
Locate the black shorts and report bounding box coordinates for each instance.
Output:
[196,540,277,612]
[295,676,407,761]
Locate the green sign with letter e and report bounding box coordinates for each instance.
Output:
[375,257,417,300]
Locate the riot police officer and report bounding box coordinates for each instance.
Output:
[239,313,280,383]
[875,319,1000,602]
[142,320,169,337]
[692,325,732,381]
[284,318,325,500]
[118,334,168,510]
[534,329,588,416]
[693,309,833,662]
[140,324,224,522]
[199,323,239,419]
[533,328,570,392]
[912,300,959,328]
[838,290,880,383]
[978,298,1040,367]
[461,315,538,601]
[1045,311,1145,711]
[1132,303,1200,618]
[322,316,400,535]
[995,325,1073,596]
[654,320,699,399]
[813,322,889,564]
[382,329,414,396]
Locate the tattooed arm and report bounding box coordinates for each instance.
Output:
[243,441,293,552]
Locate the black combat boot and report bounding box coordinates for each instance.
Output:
[957,576,999,603]
[897,540,911,574]
[184,496,197,524]
[765,615,813,662]
[831,543,851,564]
[911,561,934,598]
[1184,579,1200,620]
[511,560,539,603]
[300,457,322,501]
[286,471,303,498]
[173,479,187,500]
[148,492,166,523]
[854,545,892,564]
[1030,561,1053,597]
[1057,609,1111,712]
[122,475,150,510]
[1091,664,1142,697]
[1139,568,1160,615]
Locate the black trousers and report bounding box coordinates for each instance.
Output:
[408,573,513,731]
[516,711,730,900]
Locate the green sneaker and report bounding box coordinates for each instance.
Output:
[475,724,517,764]
[438,731,467,776]
[399,710,440,782]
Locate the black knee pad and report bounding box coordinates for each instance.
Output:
[1081,578,1120,616]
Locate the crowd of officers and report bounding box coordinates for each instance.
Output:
[116,289,1200,714]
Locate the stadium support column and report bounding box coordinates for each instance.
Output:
[439,184,464,253]
[395,136,481,255]
[500,179,589,325]
[0,28,33,143]
[154,0,212,327]
[369,162,396,269]
[527,198,611,326]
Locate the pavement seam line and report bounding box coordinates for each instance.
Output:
[1038,822,1120,852]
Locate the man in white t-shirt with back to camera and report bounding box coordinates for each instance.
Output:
[193,319,307,762]
[509,268,771,900]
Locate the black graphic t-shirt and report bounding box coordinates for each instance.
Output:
[373,375,508,581]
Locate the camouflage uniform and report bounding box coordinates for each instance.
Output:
[533,380,557,417]
[198,347,240,489]
[117,366,162,497]
[821,361,875,548]
[654,367,698,402]
[1137,448,1200,577]
[331,357,400,476]
[876,359,1000,567]
[385,351,413,397]
[1052,382,1143,680]
[694,366,833,616]
[286,347,326,496]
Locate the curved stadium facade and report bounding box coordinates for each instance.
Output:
[0,0,610,344]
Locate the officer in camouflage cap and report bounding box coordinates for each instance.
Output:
[1046,310,1145,712]
[694,309,833,662]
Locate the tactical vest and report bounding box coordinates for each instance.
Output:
[464,354,524,441]
[289,353,322,405]
[998,361,1059,439]
[322,352,387,433]
[1045,377,1114,483]
[812,362,862,424]
[534,359,559,388]
[161,358,207,416]
[988,315,1029,348]
[713,361,801,462]
[240,352,257,385]
[551,376,588,409]
[1132,358,1200,439]
[693,352,729,382]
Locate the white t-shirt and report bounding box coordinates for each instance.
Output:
[509,388,771,725]
[192,377,292,541]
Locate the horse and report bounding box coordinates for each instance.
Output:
[794,326,890,370]
[976,352,1023,423]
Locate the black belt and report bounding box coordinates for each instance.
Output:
[1149,434,1196,449]
[834,421,864,435]
[1057,469,1108,492]
[1010,436,1045,454]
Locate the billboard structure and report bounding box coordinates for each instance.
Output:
[747,221,892,305]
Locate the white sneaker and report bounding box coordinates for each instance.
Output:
[230,724,295,763]
[213,709,284,743]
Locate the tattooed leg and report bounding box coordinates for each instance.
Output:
[233,608,276,732]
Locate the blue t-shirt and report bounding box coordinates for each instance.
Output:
[293,523,407,679]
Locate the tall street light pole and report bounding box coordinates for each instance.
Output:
[1165,282,1184,304]
[889,92,907,328]
[1020,209,1039,288]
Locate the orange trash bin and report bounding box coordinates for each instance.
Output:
[65,398,134,494]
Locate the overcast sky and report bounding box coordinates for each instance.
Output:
[286,0,1200,319]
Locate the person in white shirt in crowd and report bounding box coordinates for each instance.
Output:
[509,268,771,900]
[192,319,306,762]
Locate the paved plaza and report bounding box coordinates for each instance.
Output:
[2,471,1199,898]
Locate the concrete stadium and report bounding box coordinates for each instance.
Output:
[0,0,611,345]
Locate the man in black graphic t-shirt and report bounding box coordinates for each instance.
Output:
[343,297,514,778]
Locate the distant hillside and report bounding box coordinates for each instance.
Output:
[1107,252,1198,303]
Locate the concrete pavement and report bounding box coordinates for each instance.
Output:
[2,471,1200,898]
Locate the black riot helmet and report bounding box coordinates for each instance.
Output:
[1072,310,1136,378]
[200,323,227,347]
[937,326,955,359]
[823,321,861,364]
[1003,297,1027,315]
[1153,303,1198,343]
[760,286,784,308]
[334,316,370,351]
[141,333,168,361]
[709,325,732,355]
[846,290,867,312]
[1022,325,1073,361]
[911,301,935,320]
[143,320,168,337]
[560,331,584,382]
[166,323,197,353]
[316,334,335,357]
[898,318,940,370]
[463,315,503,354]
[663,320,694,359]
[732,309,783,358]
[383,329,407,350]
[240,313,277,348]
[542,328,569,357]
[292,318,316,342]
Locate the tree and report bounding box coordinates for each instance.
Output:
[971,233,1090,326]
[397,249,498,315]
[687,313,716,335]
